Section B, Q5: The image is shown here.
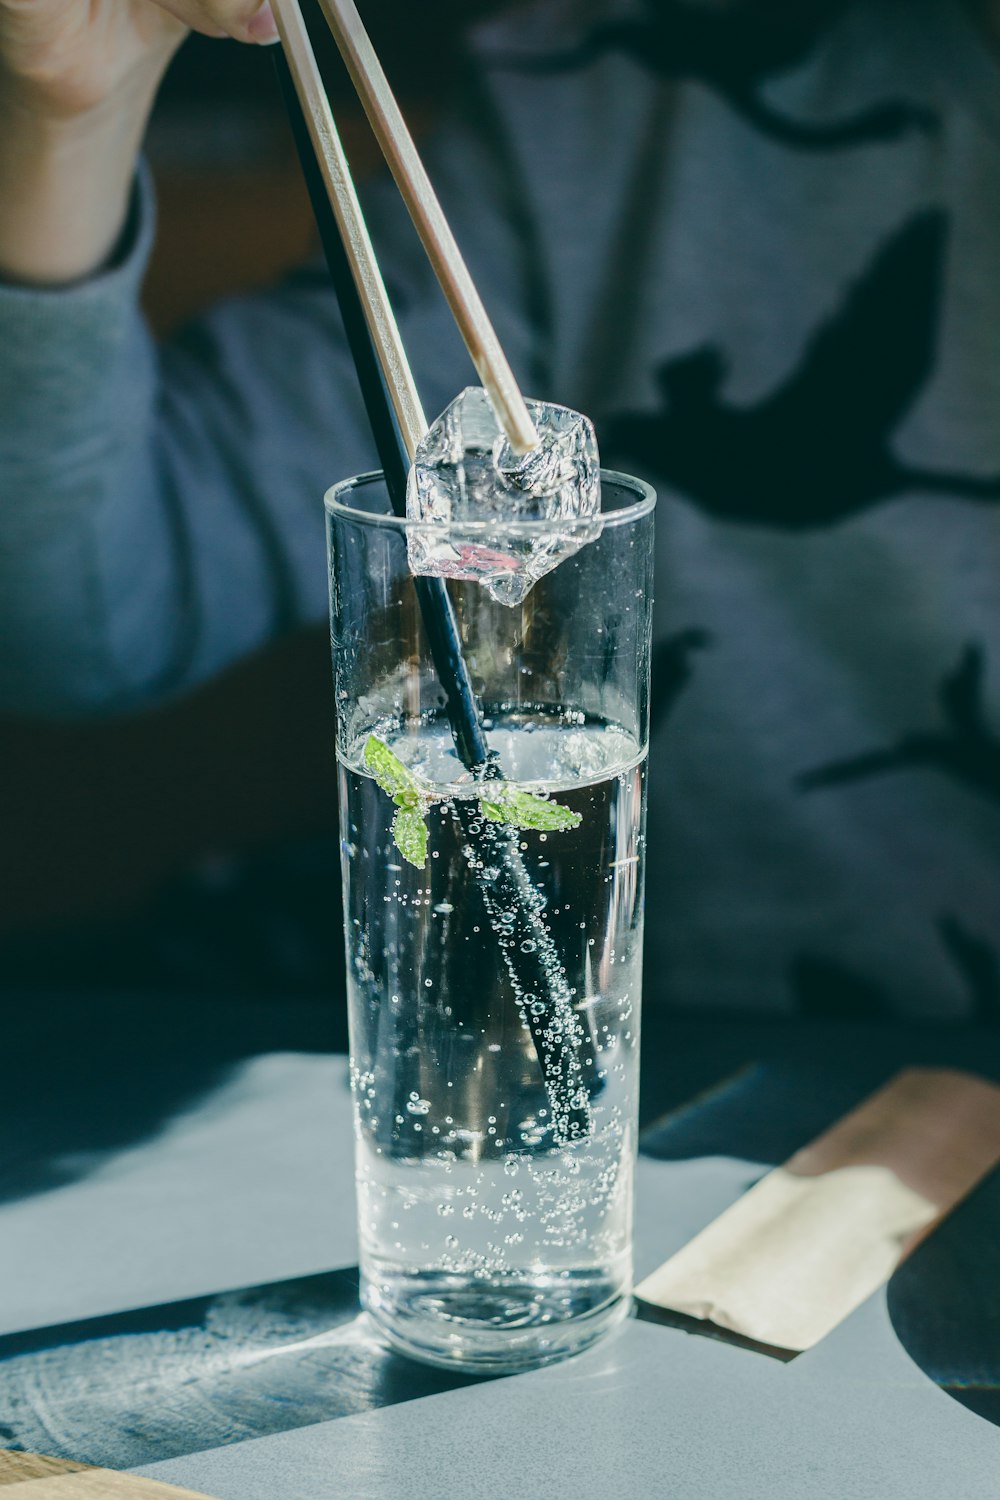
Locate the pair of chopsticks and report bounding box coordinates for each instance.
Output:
[269,0,538,461]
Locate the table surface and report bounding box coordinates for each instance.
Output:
[2,991,999,1500]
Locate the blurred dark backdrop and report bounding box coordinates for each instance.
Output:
[0,0,869,1007]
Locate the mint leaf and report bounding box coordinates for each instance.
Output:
[364,733,580,864]
[392,805,429,869]
[365,735,429,867]
[479,787,581,832]
[364,734,421,807]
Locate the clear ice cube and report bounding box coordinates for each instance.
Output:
[406,387,600,605]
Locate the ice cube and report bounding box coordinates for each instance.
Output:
[406,387,600,605]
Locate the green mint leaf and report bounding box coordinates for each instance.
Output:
[364,734,421,807]
[478,787,581,832]
[364,734,579,862]
[392,804,429,868]
[365,735,429,865]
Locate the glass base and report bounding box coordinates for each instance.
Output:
[362,1269,631,1374]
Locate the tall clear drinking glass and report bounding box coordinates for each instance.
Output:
[326,470,655,1373]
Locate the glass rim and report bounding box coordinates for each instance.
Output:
[324,467,656,536]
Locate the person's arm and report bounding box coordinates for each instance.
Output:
[0,59,539,716]
[0,172,401,714]
[0,0,285,714]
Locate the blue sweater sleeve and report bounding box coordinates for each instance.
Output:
[0,116,540,718]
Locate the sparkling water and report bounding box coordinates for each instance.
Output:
[406,387,601,605]
[339,714,645,1371]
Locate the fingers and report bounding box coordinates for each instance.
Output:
[149,0,279,45]
[246,2,279,41]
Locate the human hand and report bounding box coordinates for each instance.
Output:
[0,0,278,125]
[0,0,278,284]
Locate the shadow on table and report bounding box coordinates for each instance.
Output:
[0,987,343,1207]
[0,1267,492,1468]
[887,1171,1000,1429]
[638,1052,1000,1432]
[632,1300,798,1362]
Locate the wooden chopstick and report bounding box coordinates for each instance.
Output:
[268,0,428,460]
[315,0,540,455]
